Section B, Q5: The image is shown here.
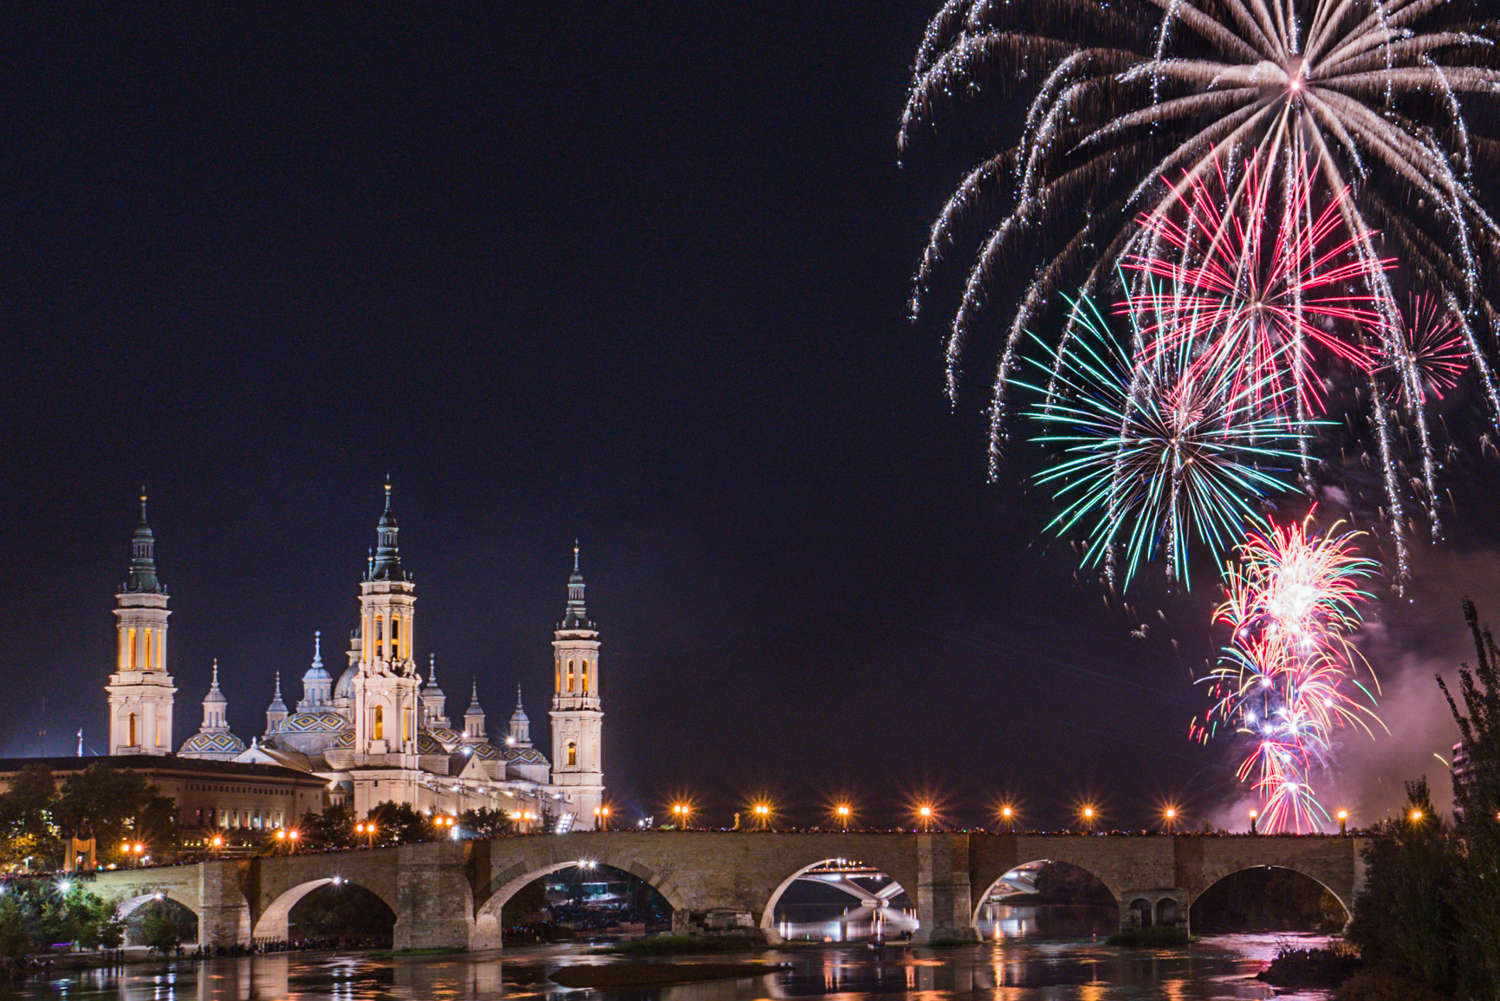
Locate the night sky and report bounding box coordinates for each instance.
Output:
[4,5,1485,830]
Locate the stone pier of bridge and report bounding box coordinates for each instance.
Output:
[83,831,1366,951]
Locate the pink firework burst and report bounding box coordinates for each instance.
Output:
[1199,511,1383,834]
[1385,295,1469,404]
[1119,150,1394,419]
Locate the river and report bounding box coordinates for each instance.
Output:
[0,933,1335,1000]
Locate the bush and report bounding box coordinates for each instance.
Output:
[1257,942,1362,989]
[1104,926,1189,947]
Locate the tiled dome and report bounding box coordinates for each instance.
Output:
[503,746,549,766]
[280,711,350,734]
[179,731,246,755]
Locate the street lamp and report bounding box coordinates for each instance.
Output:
[355,821,377,848]
[210,834,224,853]
[671,803,691,830]
[916,804,935,832]
[594,805,611,831]
[1249,809,1259,835]
[1409,808,1425,824]
[1336,809,1349,836]
[835,803,852,832]
[1162,807,1178,833]
[751,802,772,830]
[1000,805,1015,833]
[1079,806,1096,832]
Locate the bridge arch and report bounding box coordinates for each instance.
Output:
[252,877,398,944]
[971,859,1121,937]
[116,892,200,947]
[759,857,914,943]
[1188,864,1351,932]
[473,855,686,946]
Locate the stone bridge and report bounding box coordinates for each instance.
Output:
[83,832,1367,951]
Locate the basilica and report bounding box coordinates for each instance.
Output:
[101,482,606,831]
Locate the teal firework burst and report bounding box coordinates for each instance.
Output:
[1022,293,1307,589]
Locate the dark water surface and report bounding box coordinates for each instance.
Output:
[0,933,1334,1000]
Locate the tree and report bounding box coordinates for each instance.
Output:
[49,764,165,859]
[297,803,356,851]
[458,808,513,839]
[1347,782,1461,994]
[365,803,430,846]
[1437,599,1500,998]
[135,902,182,956]
[0,764,60,870]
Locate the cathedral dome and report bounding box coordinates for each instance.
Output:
[426,726,463,750]
[179,730,246,756]
[334,664,359,702]
[503,746,549,766]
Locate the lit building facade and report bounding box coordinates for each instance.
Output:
[104,482,606,831]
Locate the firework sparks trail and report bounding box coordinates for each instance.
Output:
[1021,290,1307,588]
[1193,512,1383,833]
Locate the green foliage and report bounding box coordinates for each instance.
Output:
[1256,941,1362,989]
[48,763,166,858]
[1438,599,1500,999]
[297,803,356,851]
[1346,779,1460,994]
[0,764,60,870]
[365,802,431,846]
[1104,925,1189,947]
[0,880,123,960]
[135,901,183,955]
[458,807,513,838]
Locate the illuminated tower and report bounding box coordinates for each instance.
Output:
[350,479,421,761]
[106,489,176,756]
[550,542,604,827]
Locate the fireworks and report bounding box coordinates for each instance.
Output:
[1384,295,1469,405]
[1120,151,1391,421]
[1023,292,1306,588]
[901,0,1500,488]
[1194,513,1382,833]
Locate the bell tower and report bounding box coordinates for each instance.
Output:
[550,542,604,827]
[106,489,176,756]
[350,479,421,760]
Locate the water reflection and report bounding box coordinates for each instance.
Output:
[0,933,1335,1000]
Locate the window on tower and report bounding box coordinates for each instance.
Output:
[567,741,577,766]
[127,713,138,747]
[567,661,575,692]
[374,706,385,740]
[582,661,589,694]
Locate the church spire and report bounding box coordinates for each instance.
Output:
[266,670,288,733]
[124,486,164,593]
[463,679,487,742]
[560,539,592,629]
[201,659,228,727]
[298,630,333,712]
[367,476,407,581]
